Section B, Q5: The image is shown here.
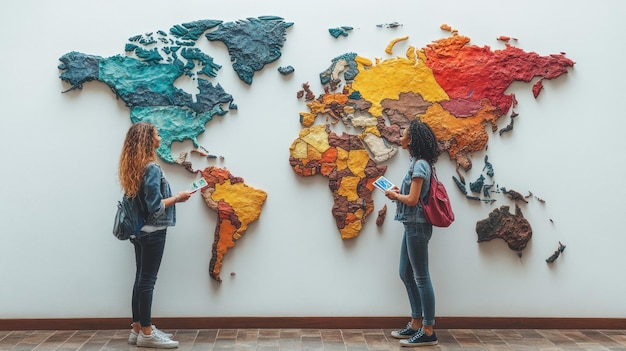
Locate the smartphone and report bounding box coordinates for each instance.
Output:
[189,178,208,194]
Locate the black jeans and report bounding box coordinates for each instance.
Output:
[131,229,167,327]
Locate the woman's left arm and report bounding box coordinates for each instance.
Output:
[143,165,165,215]
[388,177,423,206]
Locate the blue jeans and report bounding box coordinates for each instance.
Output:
[399,222,435,326]
[131,229,167,327]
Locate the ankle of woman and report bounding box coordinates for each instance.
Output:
[410,318,423,330]
[140,326,153,335]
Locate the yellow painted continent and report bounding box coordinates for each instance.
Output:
[352,49,449,117]
[200,166,268,282]
[212,180,268,234]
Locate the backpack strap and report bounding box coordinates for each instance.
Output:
[414,158,433,201]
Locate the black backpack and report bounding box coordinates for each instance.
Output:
[112,195,146,240]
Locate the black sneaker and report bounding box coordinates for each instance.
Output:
[399,329,438,347]
[391,322,420,339]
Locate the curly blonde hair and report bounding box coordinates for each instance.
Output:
[118,122,157,198]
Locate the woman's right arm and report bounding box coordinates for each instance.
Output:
[143,164,190,213]
[163,191,191,208]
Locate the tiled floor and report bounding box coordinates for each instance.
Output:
[1,328,626,350]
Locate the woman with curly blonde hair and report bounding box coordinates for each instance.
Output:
[118,122,190,349]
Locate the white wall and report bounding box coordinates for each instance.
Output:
[1,0,624,320]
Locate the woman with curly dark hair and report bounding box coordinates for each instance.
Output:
[119,122,191,349]
[385,119,440,347]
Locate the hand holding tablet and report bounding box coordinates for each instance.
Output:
[189,178,208,194]
[373,176,396,192]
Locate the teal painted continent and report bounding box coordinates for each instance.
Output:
[58,16,293,163]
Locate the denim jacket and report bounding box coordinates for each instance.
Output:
[394,157,431,223]
[139,162,176,227]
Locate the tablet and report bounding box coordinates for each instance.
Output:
[373,176,395,192]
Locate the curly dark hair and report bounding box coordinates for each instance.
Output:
[406,119,440,164]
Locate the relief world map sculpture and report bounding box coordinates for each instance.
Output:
[58,18,575,281]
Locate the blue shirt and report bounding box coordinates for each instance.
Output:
[394,157,431,223]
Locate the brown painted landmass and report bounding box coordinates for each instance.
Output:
[475,205,532,252]
[376,204,387,226]
[289,124,386,239]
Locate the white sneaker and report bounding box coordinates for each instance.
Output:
[137,330,179,349]
[152,325,174,339]
[128,325,173,345]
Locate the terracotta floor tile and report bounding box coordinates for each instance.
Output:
[0,328,624,350]
[258,329,280,338]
